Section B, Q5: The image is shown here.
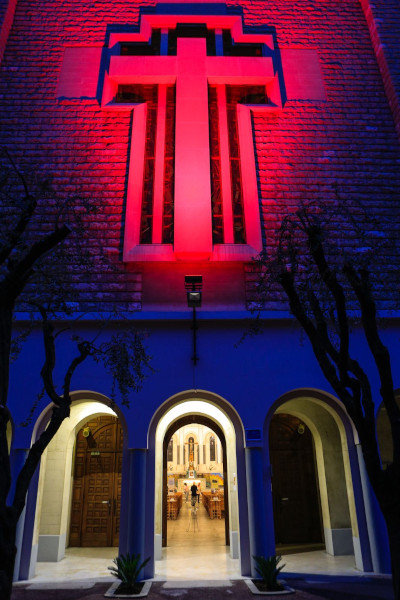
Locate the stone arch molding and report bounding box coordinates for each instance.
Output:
[33,391,124,566]
[264,388,369,572]
[150,390,247,571]
[32,390,127,443]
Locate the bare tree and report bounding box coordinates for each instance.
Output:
[0,152,152,600]
[253,203,400,599]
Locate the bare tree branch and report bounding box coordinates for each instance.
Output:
[6,225,70,295]
[12,403,70,516]
[344,263,400,463]
[0,407,11,506]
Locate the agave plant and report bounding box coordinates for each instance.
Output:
[108,553,150,594]
[252,555,286,591]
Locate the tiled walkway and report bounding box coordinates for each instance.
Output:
[27,501,363,586]
[155,499,239,581]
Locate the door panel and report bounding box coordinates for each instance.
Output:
[70,416,122,547]
[81,451,115,546]
[270,414,322,545]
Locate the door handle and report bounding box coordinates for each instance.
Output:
[102,499,111,514]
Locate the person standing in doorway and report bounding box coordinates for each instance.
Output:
[190,482,197,506]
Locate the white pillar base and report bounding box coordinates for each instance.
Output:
[154,534,162,560]
[324,527,354,555]
[230,530,239,558]
[352,536,364,571]
[37,533,66,562]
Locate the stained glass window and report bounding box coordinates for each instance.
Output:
[167,438,173,462]
[210,435,216,461]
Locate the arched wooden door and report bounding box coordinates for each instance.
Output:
[269,413,323,546]
[69,415,123,547]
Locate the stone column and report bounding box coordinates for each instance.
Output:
[127,449,147,564]
[10,448,29,581]
[245,446,274,577]
[357,444,391,573]
[9,448,40,581]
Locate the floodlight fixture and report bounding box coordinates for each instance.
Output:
[184,275,203,308]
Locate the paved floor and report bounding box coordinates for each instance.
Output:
[12,501,393,598]
[156,499,239,580]
[25,502,361,584]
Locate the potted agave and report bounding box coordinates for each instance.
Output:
[245,555,294,595]
[105,553,151,598]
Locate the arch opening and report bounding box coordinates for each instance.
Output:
[34,397,121,565]
[267,392,363,570]
[162,415,230,548]
[270,413,324,553]
[152,396,243,579]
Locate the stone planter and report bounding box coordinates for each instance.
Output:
[104,581,152,598]
[244,579,295,595]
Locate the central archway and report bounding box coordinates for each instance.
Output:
[150,392,247,578]
[162,414,230,547]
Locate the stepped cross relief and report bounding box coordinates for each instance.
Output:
[57,10,325,262]
[102,14,283,262]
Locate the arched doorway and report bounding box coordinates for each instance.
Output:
[269,413,323,550]
[150,394,246,578]
[33,396,123,565]
[267,391,366,570]
[69,415,123,547]
[162,414,230,547]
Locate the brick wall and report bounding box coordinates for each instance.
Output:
[0,0,399,312]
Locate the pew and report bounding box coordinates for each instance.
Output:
[167,492,183,519]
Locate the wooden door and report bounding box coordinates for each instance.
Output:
[269,414,322,545]
[69,416,123,547]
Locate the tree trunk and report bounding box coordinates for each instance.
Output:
[0,506,17,600]
[385,511,400,600]
[0,302,13,408]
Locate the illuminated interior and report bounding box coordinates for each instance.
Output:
[154,399,240,564]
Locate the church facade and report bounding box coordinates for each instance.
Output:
[1,0,399,583]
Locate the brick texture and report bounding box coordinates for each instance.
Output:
[0,0,399,312]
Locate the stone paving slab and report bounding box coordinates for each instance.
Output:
[11,578,394,600]
[162,580,233,588]
[26,581,96,590]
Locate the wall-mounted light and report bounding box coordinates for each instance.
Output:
[185,275,203,307]
[184,275,203,365]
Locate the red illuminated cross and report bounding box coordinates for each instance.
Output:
[103,31,278,261]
